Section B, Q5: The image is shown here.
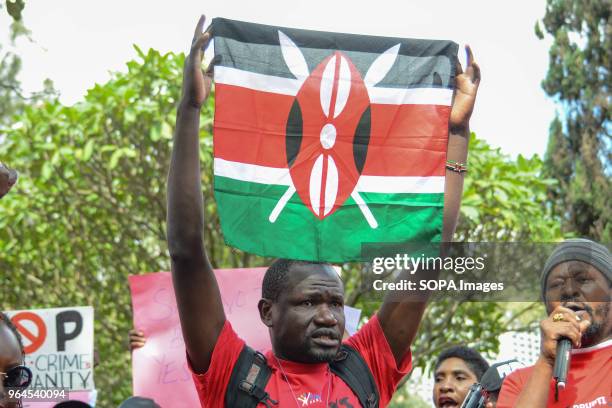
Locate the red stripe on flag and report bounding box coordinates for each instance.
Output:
[364,104,449,177]
[214,84,449,176]
[214,84,294,168]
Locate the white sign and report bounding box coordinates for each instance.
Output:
[6,306,95,391]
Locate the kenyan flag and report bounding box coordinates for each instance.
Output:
[211,18,457,262]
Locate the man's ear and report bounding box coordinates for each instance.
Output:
[258,298,274,327]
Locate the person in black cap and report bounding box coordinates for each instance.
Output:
[479,359,524,406]
[497,239,611,407]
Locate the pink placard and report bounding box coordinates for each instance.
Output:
[128,269,268,407]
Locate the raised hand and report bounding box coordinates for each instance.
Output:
[181,15,213,109]
[449,45,481,132]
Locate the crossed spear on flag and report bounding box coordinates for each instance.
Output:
[268,31,402,229]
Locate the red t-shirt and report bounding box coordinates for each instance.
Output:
[191,314,412,407]
[497,339,612,408]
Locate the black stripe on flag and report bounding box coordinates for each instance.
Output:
[211,17,458,89]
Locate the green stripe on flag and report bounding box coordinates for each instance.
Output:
[214,176,443,262]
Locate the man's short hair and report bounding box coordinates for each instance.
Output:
[434,346,490,380]
[262,259,330,301]
[0,311,24,356]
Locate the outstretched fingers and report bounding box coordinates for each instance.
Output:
[465,45,481,84]
[190,15,212,59]
[465,44,474,67]
[193,15,206,43]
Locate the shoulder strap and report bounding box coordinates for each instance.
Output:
[225,345,278,408]
[331,344,380,408]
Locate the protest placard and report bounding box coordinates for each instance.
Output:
[6,307,96,407]
[6,307,95,391]
[129,269,361,407]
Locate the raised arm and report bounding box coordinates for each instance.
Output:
[377,46,481,365]
[167,15,225,373]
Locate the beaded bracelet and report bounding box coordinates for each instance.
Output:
[446,160,468,174]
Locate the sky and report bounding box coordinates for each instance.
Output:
[3,0,557,158]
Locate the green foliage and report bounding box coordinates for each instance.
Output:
[537,0,611,240]
[1,47,193,406]
[2,46,559,405]
[0,0,51,127]
[0,43,23,125]
[458,133,561,241]
[4,0,25,21]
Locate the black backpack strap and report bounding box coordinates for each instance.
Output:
[225,345,278,408]
[331,344,380,408]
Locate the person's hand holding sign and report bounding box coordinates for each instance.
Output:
[129,329,147,352]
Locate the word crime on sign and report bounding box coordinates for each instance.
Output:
[6,306,95,391]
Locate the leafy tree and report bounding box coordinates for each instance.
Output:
[0,1,26,124]
[1,47,195,406]
[458,135,561,241]
[536,0,611,241]
[1,46,560,405]
[4,0,25,21]
[0,1,54,128]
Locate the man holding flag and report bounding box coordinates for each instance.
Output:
[167,14,480,407]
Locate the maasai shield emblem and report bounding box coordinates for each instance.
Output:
[212,18,457,262]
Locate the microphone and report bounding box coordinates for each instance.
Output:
[460,383,486,408]
[552,337,572,400]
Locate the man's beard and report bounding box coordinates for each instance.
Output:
[581,301,610,347]
[307,347,340,363]
[298,337,341,363]
[559,290,611,347]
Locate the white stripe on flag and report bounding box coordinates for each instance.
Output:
[215,158,293,185]
[215,66,303,96]
[356,175,445,194]
[215,66,453,106]
[367,87,453,106]
[214,158,444,193]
